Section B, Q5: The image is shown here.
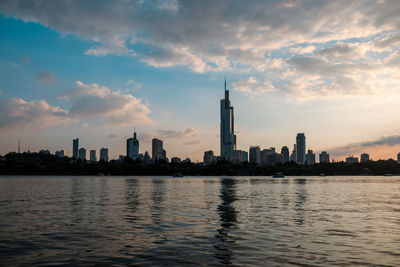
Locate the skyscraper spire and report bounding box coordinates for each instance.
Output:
[18,139,20,153]
[224,76,226,91]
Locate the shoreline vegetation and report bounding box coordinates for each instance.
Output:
[1,152,400,176]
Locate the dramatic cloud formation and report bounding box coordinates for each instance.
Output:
[37,71,55,83]
[0,97,74,132]
[1,0,400,98]
[330,135,400,157]
[59,81,153,126]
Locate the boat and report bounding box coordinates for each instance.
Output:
[173,173,184,178]
[319,173,327,177]
[272,172,285,178]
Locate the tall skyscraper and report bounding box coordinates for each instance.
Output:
[220,78,236,161]
[306,149,316,165]
[296,133,306,165]
[281,146,289,163]
[152,138,166,161]
[319,151,330,163]
[78,147,86,160]
[90,150,97,162]
[249,146,261,165]
[100,148,109,162]
[127,131,139,160]
[73,138,79,159]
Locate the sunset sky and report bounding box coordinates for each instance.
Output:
[1,0,400,161]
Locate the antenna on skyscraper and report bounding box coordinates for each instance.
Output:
[18,139,20,153]
[224,76,226,91]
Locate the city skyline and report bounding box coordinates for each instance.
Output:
[1,1,400,161]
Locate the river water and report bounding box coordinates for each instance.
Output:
[0,176,399,266]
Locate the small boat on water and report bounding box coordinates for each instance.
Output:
[272,172,285,178]
[173,173,184,178]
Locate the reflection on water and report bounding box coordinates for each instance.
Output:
[214,178,238,265]
[1,176,400,266]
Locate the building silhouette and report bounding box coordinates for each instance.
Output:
[281,146,289,163]
[73,138,79,159]
[204,150,216,165]
[397,152,400,163]
[90,150,96,162]
[233,150,248,163]
[152,138,166,161]
[346,156,358,163]
[55,150,64,158]
[319,151,330,163]
[360,153,369,162]
[249,146,261,165]
[290,144,296,162]
[100,148,109,162]
[127,131,139,160]
[220,78,236,161]
[296,133,306,164]
[306,149,315,165]
[78,147,86,160]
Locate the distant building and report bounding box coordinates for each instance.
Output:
[233,150,248,163]
[143,151,151,162]
[127,131,139,160]
[281,146,289,163]
[55,150,64,158]
[261,148,273,165]
[204,150,216,165]
[220,78,236,161]
[306,149,316,165]
[90,150,97,162]
[39,149,50,155]
[152,138,167,161]
[398,152,400,163]
[78,148,86,160]
[249,146,261,165]
[100,148,109,162]
[73,138,79,159]
[319,151,330,163]
[182,158,191,163]
[360,153,370,163]
[171,157,181,163]
[296,133,306,164]
[290,144,296,162]
[346,156,358,164]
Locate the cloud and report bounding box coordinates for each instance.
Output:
[59,81,154,126]
[330,135,400,157]
[157,128,198,139]
[18,55,31,63]
[37,71,55,83]
[137,128,200,145]
[183,140,201,145]
[233,77,276,95]
[0,97,74,132]
[2,1,400,98]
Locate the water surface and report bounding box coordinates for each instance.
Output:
[1,176,399,266]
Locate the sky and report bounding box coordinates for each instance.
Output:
[0,0,400,162]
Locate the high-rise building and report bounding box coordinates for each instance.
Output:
[346,156,358,163]
[233,150,248,163]
[306,149,316,165]
[55,150,64,158]
[90,150,97,162]
[127,131,139,160]
[261,148,273,165]
[204,150,216,165]
[281,146,289,163]
[360,153,370,162]
[319,151,330,163]
[220,78,236,161]
[296,133,306,164]
[249,146,261,165]
[100,148,109,162]
[397,152,400,163]
[78,147,86,160]
[152,138,166,161]
[290,144,296,162]
[73,138,79,159]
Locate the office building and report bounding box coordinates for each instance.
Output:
[171,157,181,163]
[360,153,370,162]
[249,146,261,165]
[319,151,330,163]
[55,150,64,158]
[204,150,216,165]
[233,150,248,163]
[100,148,109,162]
[346,156,358,163]
[296,133,306,164]
[73,138,79,159]
[152,138,166,161]
[90,150,97,162]
[306,149,316,165]
[78,147,86,160]
[261,148,273,165]
[127,131,139,160]
[220,78,236,161]
[290,144,296,162]
[281,146,289,163]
